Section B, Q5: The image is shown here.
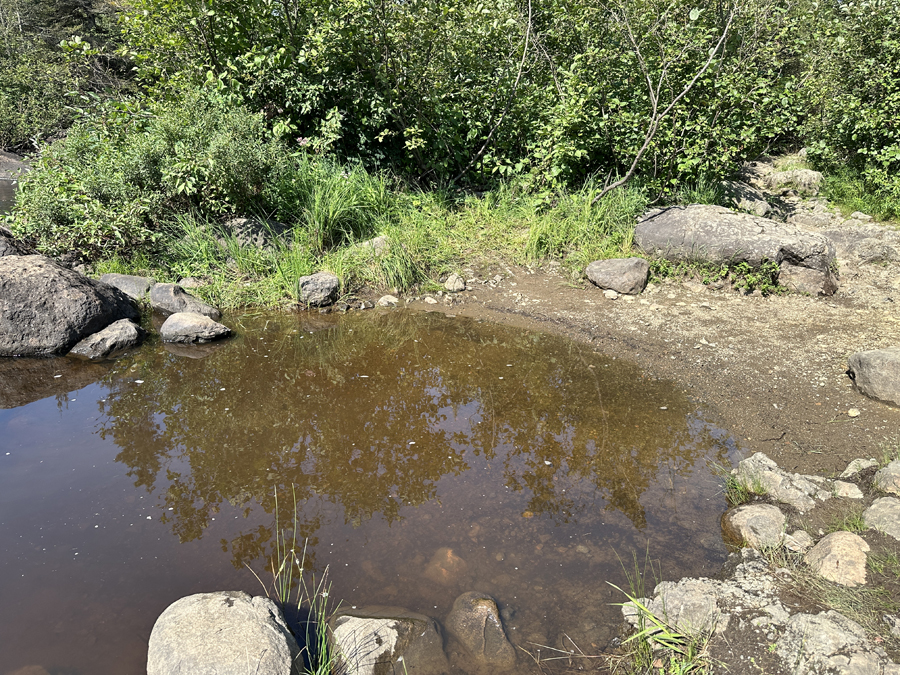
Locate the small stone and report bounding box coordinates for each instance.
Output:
[149,283,221,320]
[424,547,468,585]
[806,531,870,587]
[784,530,814,553]
[376,295,399,307]
[160,312,231,344]
[69,319,144,359]
[832,481,864,499]
[841,458,877,478]
[177,277,205,289]
[603,289,619,300]
[848,408,860,418]
[864,497,900,540]
[874,460,900,496]
[444,273,466,292]
[586,257,650,295]
[850,211,873,222]
[423,296,438,304]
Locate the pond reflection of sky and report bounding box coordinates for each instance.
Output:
[0,311,740,674]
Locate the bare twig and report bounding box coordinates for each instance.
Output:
[592,6,736,205]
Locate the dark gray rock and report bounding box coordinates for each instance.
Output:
[150,283,221,320]
[99,273,155,300]
[0,150,28,180]
[330,606,450,675]
[297,271,340,307]
[146,591,301,675]
[721,503,785,549]
[635,205,837,283]
[445,592,516,671]
[160,312,230,344]
[864,497,900,541]
[0,225,30,257]
[848,348,900,407]
[69,319,144,359]
[221,216,292,252]
[721,180,771,217]
[585,258,650,295]
[0,255,139,356]
[777,262,838,296]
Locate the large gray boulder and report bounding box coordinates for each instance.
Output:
[635,205,837,291]
[147,591,301,675]
[150,283,221,320]
[297,271,340,307]
[585,257,649,295]
[99,273,155,300]
[69,319,145,359]
[445,592,516,671]
[0,255,140,356]
[330,606,450,675]
[847,348,900,407]
[160,312,231,344]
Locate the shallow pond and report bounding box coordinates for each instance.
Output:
[0,311,739,674]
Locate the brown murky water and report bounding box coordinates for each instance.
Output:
[0,311,738,674]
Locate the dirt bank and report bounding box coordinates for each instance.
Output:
[382,253,900,479]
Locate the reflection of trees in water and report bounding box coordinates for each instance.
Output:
[97,311,721,574]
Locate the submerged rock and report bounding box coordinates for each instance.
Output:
[847,348,900,407]
[805,531,870,587]
[297,271,340,307]
[150,283,221,320]
[330,606,449,675]
[585,257,649,295]
[445,592,516,671]
[0,255,139,356]
[99,273,155,300]
[69,319,144,359]
[147,591,300,675]
[160,312,231,344]
[424,547,468,586]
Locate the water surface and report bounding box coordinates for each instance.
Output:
[0,311,738,674]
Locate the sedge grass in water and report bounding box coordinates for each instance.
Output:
[245,486,339,675]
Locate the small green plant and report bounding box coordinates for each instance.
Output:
[731,260,783,295]
[711,462,766,506]
[878,436,900,467]
[826,505,866,534]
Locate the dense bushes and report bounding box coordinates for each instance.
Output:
[10,90,393,257]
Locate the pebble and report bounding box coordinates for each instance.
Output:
[848,408,860,418]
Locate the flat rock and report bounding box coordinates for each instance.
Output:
[585,257,649,295]
[445,592,516,671]
[377,295,399,307]
[784,530,815,553]
[69,319,144,359]
[832,480,864,499]
[296,271,339,307]
[874,460,900,495]
[330,606,449,675]
[776,610,874,675]
[732,452,831,511]
[721,503,786,549]
[642,578,720,634]
[764,168,823,195]
[160,312,230,344]
[635,206,837,282]
[847,348,900,407]
[777,261,837,296]
[864,497,900,540]
[150,283,221,320]
[444,273,466,292]
[0,255,139,356]
[841,458,878,478]
[147,591,300,675]
[805,531,870,587]
[99,273,155,300]
[721,180,771,217]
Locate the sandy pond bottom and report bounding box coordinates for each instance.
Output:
[0,311,740,674]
